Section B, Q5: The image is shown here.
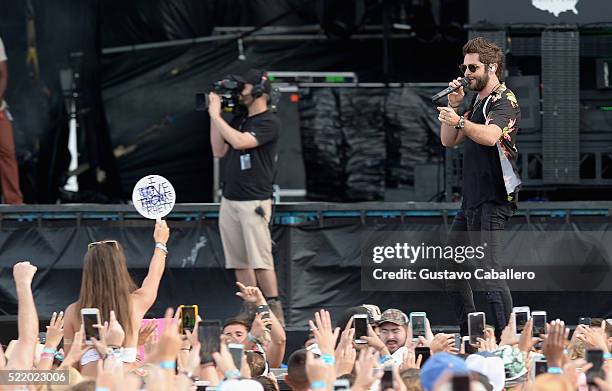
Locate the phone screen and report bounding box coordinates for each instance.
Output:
[181,306,197,333]
[196,93,208,111]
[412,315,426,337]
[468,313,485,345]
[533,313,546,335]
[333,380,350,390]
[452,375,470,391]
[515,311,528,333]
[82,313,99,341]
[354,316,367,341]
[229,344,243,370]
[534,360,548,376]
[380,368,393,389]
[415,347,431,364]
[199,320,221,364]
[587,349,604,384]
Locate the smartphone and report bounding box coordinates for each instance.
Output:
[81,308,101,345]
[380,367,394,390]
[513,306,530,335]
[257,305,272,330]
[468,312,485,346]
[333,379,350,390]
[586,349,604,384]
[228,343,244,370]
[415,346,431,364]
[195,93,208,111]
[179,305,198,334]
[454,333,461,350]
[533,358,548,378]
[410,312,427,338]
[194,380,210,391]
[452,375,470,391]
[579,317,592,326]
[353,314,368,344]
[532,311,547,335]
[198,320,221,364]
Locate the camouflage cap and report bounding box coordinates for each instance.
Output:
[378,309,408,326]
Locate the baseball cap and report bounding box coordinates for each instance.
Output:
[378,309,408,326]
[233,69,271,94]
[420,352,469,391]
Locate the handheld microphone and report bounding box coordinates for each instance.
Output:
[431,78,469,102]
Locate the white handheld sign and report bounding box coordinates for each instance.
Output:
[132,175,176,219]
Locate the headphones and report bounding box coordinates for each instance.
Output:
[251,72,270,99]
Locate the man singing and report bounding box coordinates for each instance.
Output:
[208,69,284,324]
[437,37,521,336]
[0,36,24,204]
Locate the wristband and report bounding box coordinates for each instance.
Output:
[160,360,176,370]
[605,353,612,360]
[547,367,563,374]
[224,369,241,379]
[96,388,110,391]
[320,354,335,366]
[155,242,168,254]
[41,353,55,360]
[311,380,326,390]
[43,347,57,354]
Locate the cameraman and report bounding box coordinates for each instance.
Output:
[208,69,284,325]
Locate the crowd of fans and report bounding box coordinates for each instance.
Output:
[2,220,612,391]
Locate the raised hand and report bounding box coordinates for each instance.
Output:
[13,261,37,287]
[235,282,266,305]
[154,219,170,245]
[45,311,65,349]
[542,319,569,367]
[308,309,340,355]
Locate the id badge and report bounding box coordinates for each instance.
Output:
[240,154,252,170]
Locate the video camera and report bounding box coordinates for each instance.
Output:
[195,76,244,113]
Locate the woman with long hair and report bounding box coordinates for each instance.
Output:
[62,219,169,374]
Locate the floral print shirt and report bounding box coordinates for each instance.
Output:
[462,83,521,208]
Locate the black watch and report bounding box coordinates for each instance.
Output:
[455,115,465,129]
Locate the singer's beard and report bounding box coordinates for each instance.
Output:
[469,73,489,92]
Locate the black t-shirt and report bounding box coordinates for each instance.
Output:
[462,83,521,209]
[221,110,280,201]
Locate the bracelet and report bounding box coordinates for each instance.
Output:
[155,242,168,254]
[547,367,563,374]
[311,380,326,390]
[448,104,460,109]
[160,360,176,370]
[605,353,612,360]
[320,354,335,366]
[43,347,57,354]
[224,369,241,379]
[40,353,55,360]
[96,388,110,391]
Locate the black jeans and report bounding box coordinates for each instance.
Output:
[444,201,516,337]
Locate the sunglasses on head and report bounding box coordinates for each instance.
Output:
[459,63,486,74]
[88,240,119,250]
